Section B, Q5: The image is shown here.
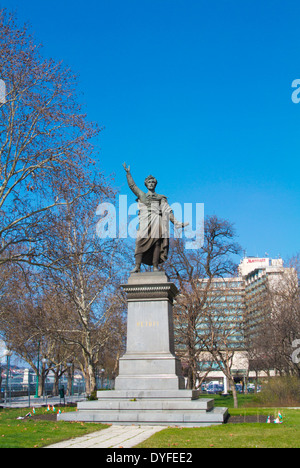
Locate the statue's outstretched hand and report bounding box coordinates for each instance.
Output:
[175,221,189,229]
[123,162,130,173]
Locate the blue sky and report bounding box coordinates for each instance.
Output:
[2,0,300,261]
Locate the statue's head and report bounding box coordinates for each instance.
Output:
[144,175,157,190]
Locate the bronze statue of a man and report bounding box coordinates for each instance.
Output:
[123,163,188,273]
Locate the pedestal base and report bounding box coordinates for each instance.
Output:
[59,272,228,427]
[59,390,228,426]
[115,352,186,390]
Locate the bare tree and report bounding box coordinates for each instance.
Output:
[38,197,128,394]
[199,280,246,408]
[0,267,46,395]
[0,8,129,395]
[0,210,128,396]
[0,8,108,267]
[165,215,242,406]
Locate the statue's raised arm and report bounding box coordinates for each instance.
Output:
[123,163,144,199]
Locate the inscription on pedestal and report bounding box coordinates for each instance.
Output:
[137,321,159,327]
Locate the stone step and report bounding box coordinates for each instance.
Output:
[59,407,228,427]
[78,398,214,412]
[96,389,201,400]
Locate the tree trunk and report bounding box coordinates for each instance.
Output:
[84,355,97,395]
[88,360,97,394]
[187,367,194,389]
[38,373,43,397]
[230,377,239,408]
[53,371,59,396]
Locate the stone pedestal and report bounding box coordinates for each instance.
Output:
[59,272,228,426]
[115,271,185,391]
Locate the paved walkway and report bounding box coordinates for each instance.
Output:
[45,424,166,448]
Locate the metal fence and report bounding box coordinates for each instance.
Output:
[0,371,115,406]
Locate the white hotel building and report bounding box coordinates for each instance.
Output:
[197,256,296,389]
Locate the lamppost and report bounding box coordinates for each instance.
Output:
[35,340,40,398]
[4,350,12,405]
[67,362,74,402]
[42,358,48,403]
[100,368,105,390]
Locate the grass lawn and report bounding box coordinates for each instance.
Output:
[135,413,300,448]
[199,393,259,408]
[1,394,300,448]
[135,394,300,448]
[0,406,108,448]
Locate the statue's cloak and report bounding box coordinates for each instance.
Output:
[135,192,171,266]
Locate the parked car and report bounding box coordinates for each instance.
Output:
[247,383,261,393]
[247,383,255,393]
[206,383,224,394]
[235,384,243,393]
